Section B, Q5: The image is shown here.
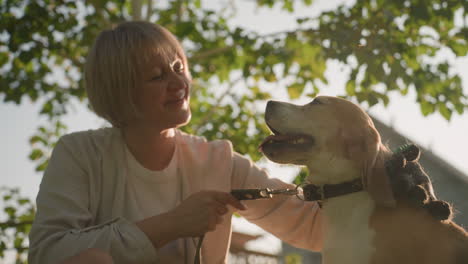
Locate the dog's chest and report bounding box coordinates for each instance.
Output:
[322,192,376,264]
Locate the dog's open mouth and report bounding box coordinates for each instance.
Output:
[259,124,315,152]
[259,134,314,149]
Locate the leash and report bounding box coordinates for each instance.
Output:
[194,235,204,264]
[192,187,309,264]
[192,183,363,263]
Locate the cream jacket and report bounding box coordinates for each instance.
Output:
[28,128,322,264]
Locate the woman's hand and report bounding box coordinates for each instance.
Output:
[169,190,246,237]
[136,190,246,249]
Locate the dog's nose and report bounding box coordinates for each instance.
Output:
[265,100,280,121]
[266,100,280,112]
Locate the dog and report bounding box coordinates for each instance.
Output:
[259,96,468,264]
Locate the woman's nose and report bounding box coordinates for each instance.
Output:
[168,72,188,91]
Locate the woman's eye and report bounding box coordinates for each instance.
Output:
[151,74,163,81]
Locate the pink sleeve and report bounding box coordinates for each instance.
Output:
[231,152,323,251]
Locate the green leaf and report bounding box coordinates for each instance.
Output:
[438,102,452,120]
[449,40,468,56]
[0,241,6,258]
[454,103,464,115]
[18,213,34,223]
[29,135,47,145]
[420,101,435,116]
[293,167,308,185]
[14,237,24,248]
[287,83,304,99]
[18,198,30,205]
[29,149,43,160]
[381,94,390,106]
[5,206,16,218]
[0,52,9,65]
[368,93,379,107]
[346,80,356,96]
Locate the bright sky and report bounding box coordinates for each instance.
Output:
[1,0,467,257]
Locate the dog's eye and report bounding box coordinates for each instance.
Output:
[310,99,323,105]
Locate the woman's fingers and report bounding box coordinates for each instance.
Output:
[171,190,247,237]
[216,206,228,215]
[212,192,247,211]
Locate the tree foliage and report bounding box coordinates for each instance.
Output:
[0,188,35,263]
[1,0,467,262]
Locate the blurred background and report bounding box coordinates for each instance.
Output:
[1,0,467,263]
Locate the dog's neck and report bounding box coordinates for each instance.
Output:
[306,158,362,186]
[321,190,376,264]
[306,163,377,264]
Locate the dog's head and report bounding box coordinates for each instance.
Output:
[259,96,396,206]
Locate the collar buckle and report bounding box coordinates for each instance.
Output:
[303,184,325,201]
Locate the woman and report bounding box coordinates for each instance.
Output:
[28,21,323,264]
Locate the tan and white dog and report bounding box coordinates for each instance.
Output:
[259,96,468,264]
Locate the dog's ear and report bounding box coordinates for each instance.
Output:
[362,127,397,207]
[341,127,369,161]
[340,125,396,206]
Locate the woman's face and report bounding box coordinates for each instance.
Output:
[133,53,191,130]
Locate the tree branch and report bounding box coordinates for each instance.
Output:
[146,0,153,20]
[188,28,319,62]
[132,0,143,20]
[0,220,33,228]
[4,247,29,251]
[193,76,244,132]
[189,46,233,61]
[176,0,183,23]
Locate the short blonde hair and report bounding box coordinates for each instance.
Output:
[84,21,189,127]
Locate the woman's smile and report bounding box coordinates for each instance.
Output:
[165,97,187,109]
[165,89,188,109]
